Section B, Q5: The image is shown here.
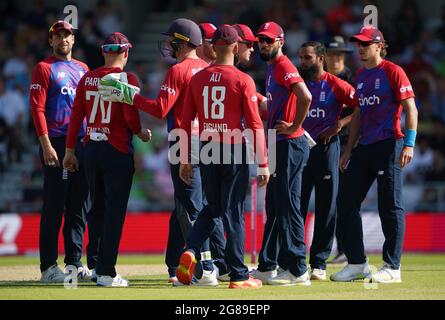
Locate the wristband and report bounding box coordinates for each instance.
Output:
[403,129,416,147]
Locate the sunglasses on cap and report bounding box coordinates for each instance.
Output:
[240,41,254,48]
[258,36,281,44]
[101,43,131,53]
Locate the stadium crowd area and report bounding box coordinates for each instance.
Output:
[0,0,444,213]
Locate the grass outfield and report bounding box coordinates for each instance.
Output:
[0,254,444,300]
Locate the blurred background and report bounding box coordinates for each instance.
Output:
[0,0,444,215]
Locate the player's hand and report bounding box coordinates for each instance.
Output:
[257,174,269,187]
[98,73,140,105]
[257,166,270,187]
[339,149,351,173]
[319,121,342,144]
[62,150,79,172]
[399,146,414,168]
[137,128,152,142]
[42,145,60,167]
[179,163,194,185]
[274,120,298,135]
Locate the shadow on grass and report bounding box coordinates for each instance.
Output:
[0,278,174,289]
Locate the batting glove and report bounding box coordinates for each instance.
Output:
[98,72,140,105]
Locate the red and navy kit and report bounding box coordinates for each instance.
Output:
[181,64,267,281]
[300,72,355,271]
[338,59,416,269]
[181,64,267,167]
[30,56,89,138]
[30,56,90,273]
[354,59,415,145]
[303,72,356,140]
[265,55,305,141]
[133,58,208,131]
[66,67,142,154]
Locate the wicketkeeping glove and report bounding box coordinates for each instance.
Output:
[98,72,140,105]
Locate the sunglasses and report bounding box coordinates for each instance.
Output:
[240,41,254,48]
[355,41,374,47]
[102,43,130,53]
[258,37,281,44]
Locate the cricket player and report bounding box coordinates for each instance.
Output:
[232,23,268,115]
[251,22,312,286]
[176,25,269,289]
[97,18,218,286]
[30,20,92,282]
[63,32,151,287]
[197,22,217,64]
[325,35,354,264]
[298,41,356,280]
[330,26,418,283]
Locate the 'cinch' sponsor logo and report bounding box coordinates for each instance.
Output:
[400,85,413,93]
[284,73,300,81]
[307,107,326,118]
[359,94,380,107]
[61,86,76,96]
[160,85,176,96]
[30,84,41,90]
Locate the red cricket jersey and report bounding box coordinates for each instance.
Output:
[133,57,208,132]
[266,55,306,141]
[181,64,267,167]
[66,67,142,154]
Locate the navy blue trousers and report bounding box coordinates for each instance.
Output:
[188,143,250,281]
[301,135,340,270]
[166,139,225,277]
[83,141,134,277]
[337,138,405,268]
[39,136,88,272]
[258,136,309,277]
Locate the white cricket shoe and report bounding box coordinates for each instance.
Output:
[40,265,66,283]
[310,268,327,281]
[214,265,230,282]
[96,274,129,287]
[90,269,97,283]
[269,270,311,286]
[250,268,277,285]
[217,273,230,282]
[77,266,93,282]
[330,262,371,282]
[195,269,219,286]
[371,263,402,283]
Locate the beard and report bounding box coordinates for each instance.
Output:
[260,46,279,61]
[54,44,72,57]
[298,64,320,81]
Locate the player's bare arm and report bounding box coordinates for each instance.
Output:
[137,128,153,142]
[39,134,60,167]
[62,148,79,172]
[319,112,353,145]
[399,97,418,168]
[274,82,312,135]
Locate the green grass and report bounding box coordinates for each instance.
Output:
[1,254,444,300]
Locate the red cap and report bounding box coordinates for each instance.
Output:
[102,32,133,53]
[212,25,242,45]
[232,24,257,42]
[350,26,385,43]
[49,20,73,35]
[199,23,217,41]
[256,21,284,40]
